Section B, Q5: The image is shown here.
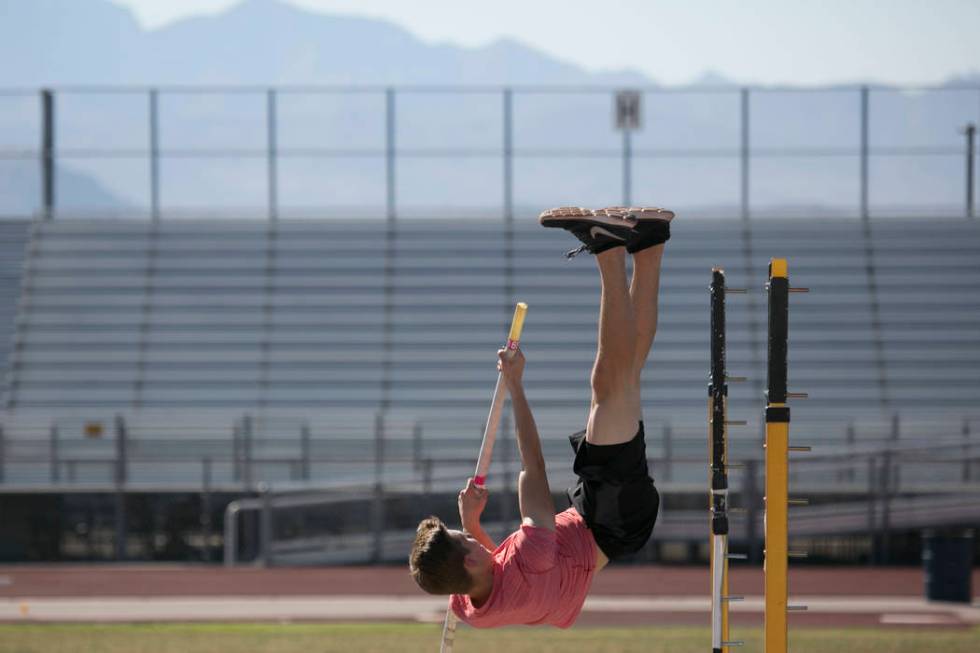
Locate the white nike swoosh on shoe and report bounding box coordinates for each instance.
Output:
[590,225,626,240]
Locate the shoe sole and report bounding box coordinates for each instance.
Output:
[597,206,675,223]
[539,207,638,233]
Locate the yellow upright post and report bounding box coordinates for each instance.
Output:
[764,258,789,653]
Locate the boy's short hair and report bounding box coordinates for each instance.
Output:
[409,516,473,595]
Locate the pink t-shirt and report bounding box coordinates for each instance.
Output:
[450,507,597,628]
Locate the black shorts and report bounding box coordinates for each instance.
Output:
[566,421,660,560]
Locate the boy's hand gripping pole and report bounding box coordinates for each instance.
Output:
[473,302,528,487]
[440,301,528,653]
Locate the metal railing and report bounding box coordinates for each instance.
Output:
[2,412,979,490]
[0,84,977,220]
[3,411,979,565]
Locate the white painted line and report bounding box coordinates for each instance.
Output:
[880,613,961,626]
[0,595,975,624]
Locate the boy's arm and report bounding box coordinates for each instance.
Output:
[458,478,498,550]
[499,349,556,531]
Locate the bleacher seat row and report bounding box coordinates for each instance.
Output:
[2,216,978,417]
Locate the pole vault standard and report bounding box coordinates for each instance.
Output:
[764,259,809,653]
[709,269,747,653]
[440,302,528,653]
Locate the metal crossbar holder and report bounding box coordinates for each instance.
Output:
[789,287,810,293]
[725,288,748,294]
[722,595,745,602]
[726,375,748,383]
[788,498,810,506]
[729,507,747,514]
[727,553,748,560]
[722,641,745,647]
[725,420,748,426]
[725,462,745,469]
[788,445,812,452]
[787,605,809,612]
[787,392,808,399]
[788,550,809,558]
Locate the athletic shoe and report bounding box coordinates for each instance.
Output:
[597,206,675,253]
[538,207,638,258]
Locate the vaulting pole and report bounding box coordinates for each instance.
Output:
[440,302,528,653]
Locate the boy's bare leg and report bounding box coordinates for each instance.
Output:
[586,248,642,446]
[629,243,665,380]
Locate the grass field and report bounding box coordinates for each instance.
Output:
[0,623,977,653]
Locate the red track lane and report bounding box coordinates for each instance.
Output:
[0,565,975,598]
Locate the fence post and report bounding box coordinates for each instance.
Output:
[259,483,272,567]
[890,413,901,488]
[114,414,128,561]
[422,458,433,511]
[385,88,396,221]
[115,414,128,486]
[149,89,160,221]
[267,89,278,221]
[860,86,870,220]
[879,451,892,565]
[867,455,878,565]
[49,424,59,483]
[201,457,212,562]
[964,417,973,483]
[964,123,975,219]
[301,421,311,481]
[741,87,750,220]
[412,421,423,472]
[503,88,513,221]
[372,412,386,563]
[232,419,241,482]
[41,89,55,219]
[243,414,253,490]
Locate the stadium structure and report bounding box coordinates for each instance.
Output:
[0,85,978,566]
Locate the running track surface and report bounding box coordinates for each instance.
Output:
[0,566,977,628]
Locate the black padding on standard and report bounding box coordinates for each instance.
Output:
[712,514,729,536]
[766,406,791,423]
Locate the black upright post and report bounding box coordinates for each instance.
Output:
[41,89,55,218]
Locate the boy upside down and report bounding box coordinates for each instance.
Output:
[409,206,674,628]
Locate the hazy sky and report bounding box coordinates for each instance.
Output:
[111,0,979,86]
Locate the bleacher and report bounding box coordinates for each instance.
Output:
[0,219,30,398]
[1,216,979,491]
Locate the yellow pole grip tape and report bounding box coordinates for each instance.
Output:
[507,302,528,347]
